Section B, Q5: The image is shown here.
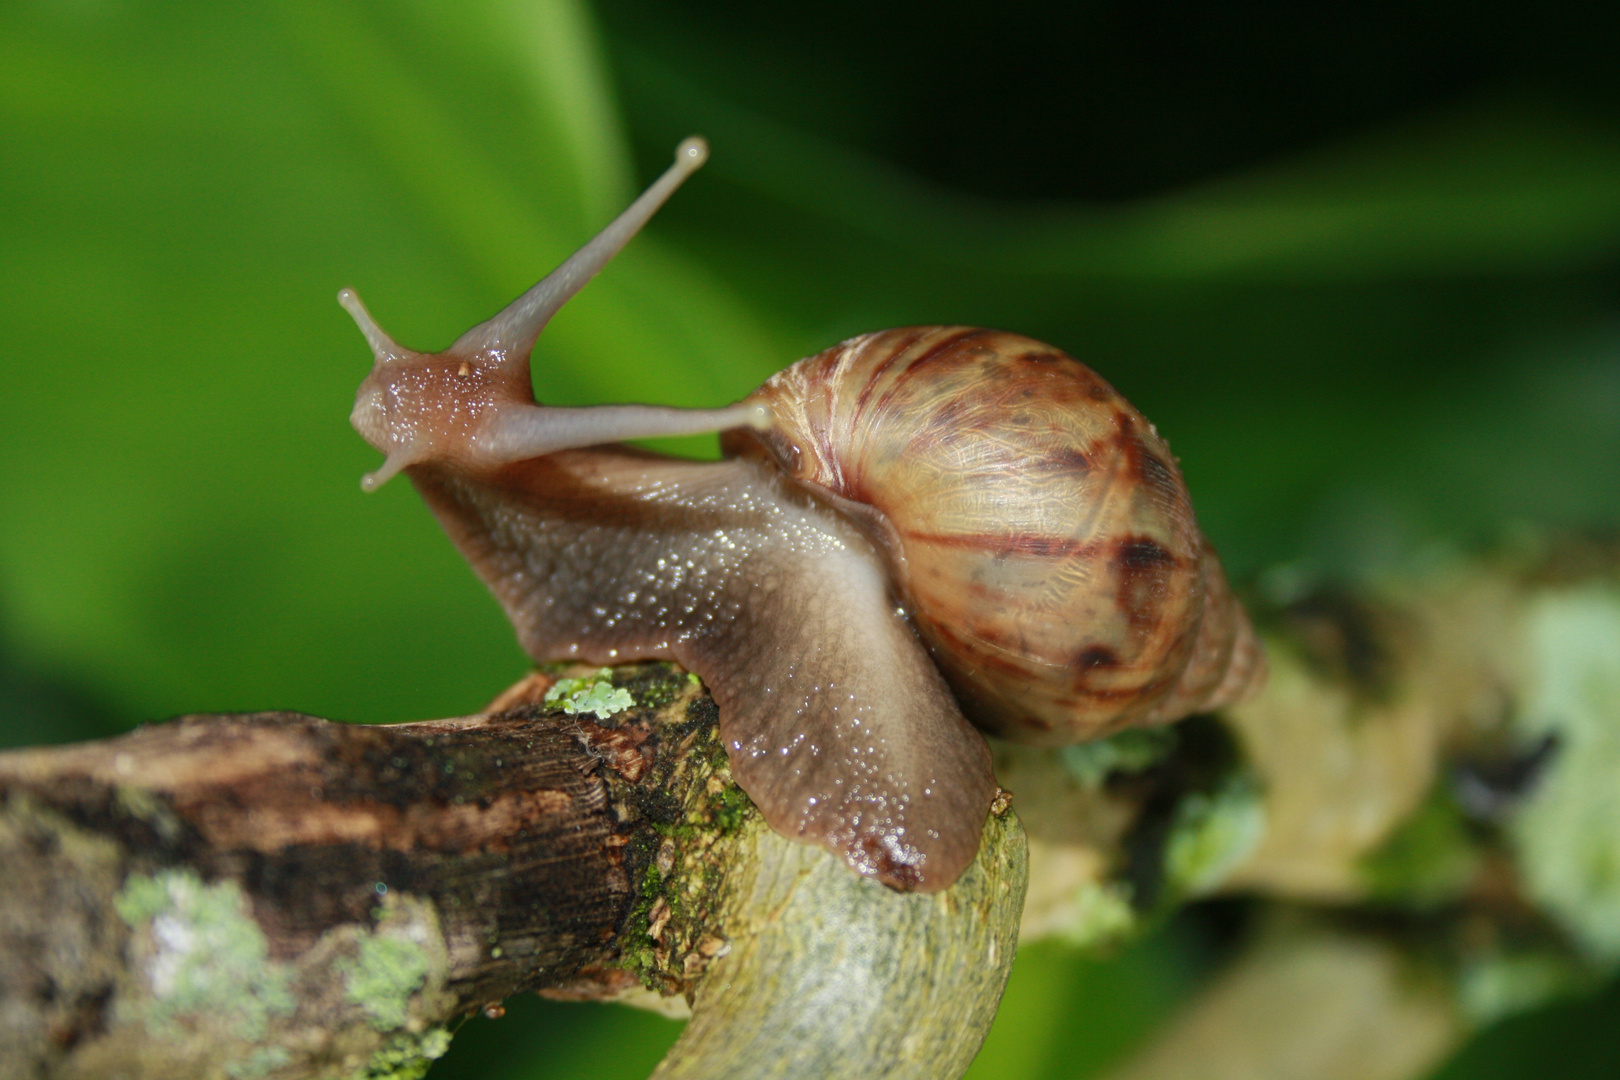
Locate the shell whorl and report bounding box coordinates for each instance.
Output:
[730,327,1264,746]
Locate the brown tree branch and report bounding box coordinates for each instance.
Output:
[2,534,1616,1080]
[0,665,1028,1080]
[0,667,720,1077]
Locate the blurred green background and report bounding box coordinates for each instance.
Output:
[2,1,1617,1076]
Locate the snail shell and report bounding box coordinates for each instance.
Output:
[728,326,1264,746]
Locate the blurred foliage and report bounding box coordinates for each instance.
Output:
[1,0,1616,1077]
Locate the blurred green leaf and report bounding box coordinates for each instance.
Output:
[614,48,1620,279]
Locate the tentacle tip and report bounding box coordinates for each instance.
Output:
[336,286,369,325]
[359,447,415,492]
[676,136,709,171]
[338,287,406,363]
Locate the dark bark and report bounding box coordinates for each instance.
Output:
[0,665,728,1079]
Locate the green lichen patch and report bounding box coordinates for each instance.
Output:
[1457,949,1589,1026]
[338,926,432,1031]
[113,868,295,1040]
[618,810,745,997]
[1361,786,1481,908]
[708,780,755,836]
[526,663,761,1000]
[1059,726,1178,788]
[349,1028,452,1080]
[1059,880,1138,948]
[585,670,760,998]
[545,668,635,719]
[609,662,693,711]
[1508,587,1620,960]
[1164,775,1267,897]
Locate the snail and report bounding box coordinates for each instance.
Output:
[343,137,1264,892]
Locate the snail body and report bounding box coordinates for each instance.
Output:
[343,138,1263,892]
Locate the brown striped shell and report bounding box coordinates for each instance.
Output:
[725,326,1265,747]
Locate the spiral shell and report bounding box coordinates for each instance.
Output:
[726,326,1264,746]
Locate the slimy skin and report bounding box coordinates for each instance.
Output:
[344,138,1260,891]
